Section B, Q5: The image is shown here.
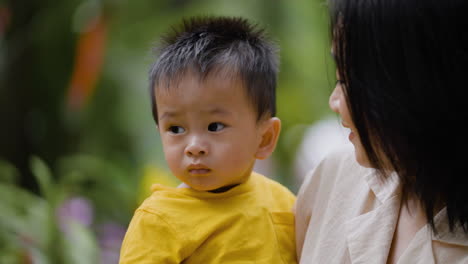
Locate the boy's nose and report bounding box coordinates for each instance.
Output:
[185,137,208,157]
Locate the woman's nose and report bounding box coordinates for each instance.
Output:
[329,84,341,114]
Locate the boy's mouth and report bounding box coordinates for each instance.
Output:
[189,169,211,174]
[187,164,211,175]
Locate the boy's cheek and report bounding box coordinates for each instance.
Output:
[164,147,184,166]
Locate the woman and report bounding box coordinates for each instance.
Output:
[295,0,468,263]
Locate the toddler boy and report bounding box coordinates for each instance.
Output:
[119,16,296,264]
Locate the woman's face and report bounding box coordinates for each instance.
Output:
[329,72,372,167]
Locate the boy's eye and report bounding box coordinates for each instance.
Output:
[169,126,185,134]
[208,122,225,132]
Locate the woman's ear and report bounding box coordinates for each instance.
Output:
[255,117,281,160]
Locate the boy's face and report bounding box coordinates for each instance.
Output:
[155,72,267,191]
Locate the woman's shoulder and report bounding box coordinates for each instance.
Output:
[317,144,361,172]
[302,145,367,189]
[295,145,373,213]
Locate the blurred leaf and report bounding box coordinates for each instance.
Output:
[58,154,112,185]
[0,183,50,250]
[30,156,54,201]
[0,181,66,263]
[57,154,138,223]
[0,159,19,184]
[0,253,19,264]
[26,247,50,264]
[0,183,40,231]
[62,221,100,264]
[0,227,22,264]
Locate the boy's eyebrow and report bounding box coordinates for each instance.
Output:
[208,107,231,116]
[159,108,231,121]
[159,111,179,121]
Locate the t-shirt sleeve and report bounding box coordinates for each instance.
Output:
[119,209,185,264]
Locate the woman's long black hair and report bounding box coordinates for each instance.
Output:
[330,0,468,233]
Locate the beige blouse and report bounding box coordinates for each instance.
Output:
[295,146,468,263]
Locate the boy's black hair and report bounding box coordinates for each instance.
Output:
[149,16,279,123]
[330,0,468,234]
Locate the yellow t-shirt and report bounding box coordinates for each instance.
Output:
[119,172,297,264]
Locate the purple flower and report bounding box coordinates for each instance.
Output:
[97,222,126,264]
[56,197,94,233]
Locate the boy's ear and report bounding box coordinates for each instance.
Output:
[255,117,281,160]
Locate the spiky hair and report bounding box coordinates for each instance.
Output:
[148,16,279,123]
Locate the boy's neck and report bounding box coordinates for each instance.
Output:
[208,184,240,193]
[177,182,241,193]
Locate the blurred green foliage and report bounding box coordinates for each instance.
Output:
[1,157,96,263]
[0,0,335,262]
